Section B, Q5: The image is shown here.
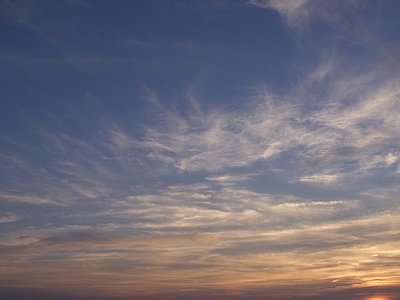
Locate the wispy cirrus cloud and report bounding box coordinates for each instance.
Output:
[136,87,298,173]
[136,61,400,185]
[247,0,367,35]
[1,194,64,206]
[0,213,21,223]
[248,0,312,27]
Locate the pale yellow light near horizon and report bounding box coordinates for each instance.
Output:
[2,226,399,298]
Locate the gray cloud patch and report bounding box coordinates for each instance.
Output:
[39,230,119,245]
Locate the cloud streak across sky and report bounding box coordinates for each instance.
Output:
[1,1,400,299]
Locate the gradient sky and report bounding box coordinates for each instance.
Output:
[1,1,400,299]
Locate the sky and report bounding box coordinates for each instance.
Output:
[1,0,400,299]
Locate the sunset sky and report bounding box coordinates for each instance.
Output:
[1,0,400,299]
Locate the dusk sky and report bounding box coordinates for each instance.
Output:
[1,1,400,299]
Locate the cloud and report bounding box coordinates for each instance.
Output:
[142,85,162,107]
[1,194,64,206]
[206,173,255,186]
[298,174,342,184]
[0,213,21,223]
[39,229,119,246]
[247,0,384,55]
[133,232,219,246]
[248,0,311,27]
[1,155,399,296]
[2,209,398,298]
[135,59,400,186]
[107,182,366,235]
[136,91,299,172]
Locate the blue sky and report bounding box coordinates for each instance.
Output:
[1,1,400,299]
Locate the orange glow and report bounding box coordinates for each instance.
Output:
[365,297,390,300]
